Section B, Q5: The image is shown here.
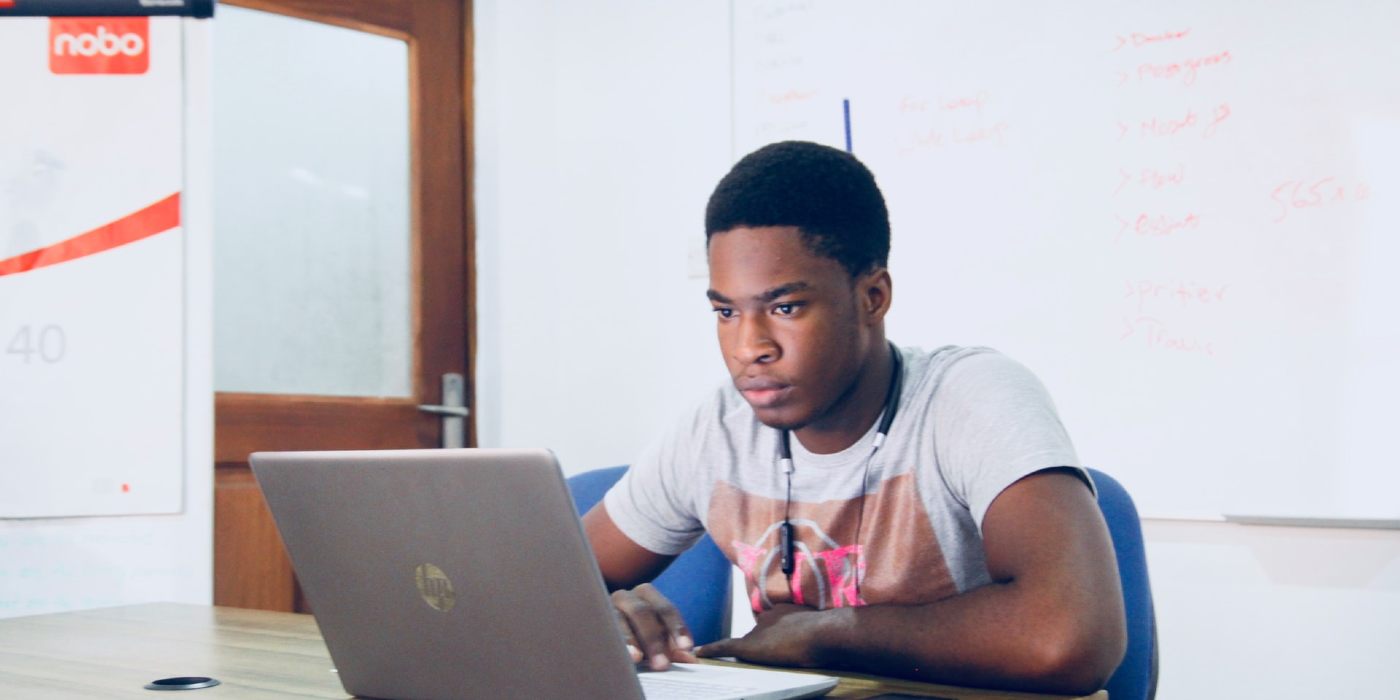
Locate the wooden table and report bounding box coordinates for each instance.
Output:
[0,604,1106,699]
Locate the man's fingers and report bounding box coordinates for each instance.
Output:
[611,589,673,671]
[669,646,700,663]
[612,608,643,663]
[695,637,742,660]
[634,584,695,653]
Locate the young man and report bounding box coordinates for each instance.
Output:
[582,141,1126,695]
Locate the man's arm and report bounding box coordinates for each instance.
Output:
[582,503,699,670]
[697,469,1127,695]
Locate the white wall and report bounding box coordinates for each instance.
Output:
[473,0,732,472]
[472,2,1400,698]
[0,21,213,617]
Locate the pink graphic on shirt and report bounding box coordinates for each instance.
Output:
[708,473,959,613]
[796,545,866,608]
[731,521,869,612]
[732,541,767,611]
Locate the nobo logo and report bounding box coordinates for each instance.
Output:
[415,563,457,612]
[50,18,150,75]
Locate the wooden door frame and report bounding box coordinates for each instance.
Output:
[215,0,476,458]
[213,0,475,611]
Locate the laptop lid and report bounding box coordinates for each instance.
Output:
[251,448,646,700]
[251,448,837,700]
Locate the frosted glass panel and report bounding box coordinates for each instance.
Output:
[213,6,411,397]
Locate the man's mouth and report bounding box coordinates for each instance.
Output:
[737,379,792,408]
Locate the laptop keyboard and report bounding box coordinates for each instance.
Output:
[638,673,758,699]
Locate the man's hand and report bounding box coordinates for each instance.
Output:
[610,583,698,671]
[583,503,695,670]
[696,603,831,668]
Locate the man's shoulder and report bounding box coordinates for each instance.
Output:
[667,380,760,444]
[899,344,1057,422]
[899,343,1007,393]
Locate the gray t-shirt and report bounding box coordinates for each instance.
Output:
[603,345,1087,613]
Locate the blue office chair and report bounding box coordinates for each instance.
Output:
[570,466,1156,697]
[1087,468,1158,700]
[566,466,732,646]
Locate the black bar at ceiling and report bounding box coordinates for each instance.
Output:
[0,0,215,18]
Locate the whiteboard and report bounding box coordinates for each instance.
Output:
[733,1,1400,520]
[0,17,186,518]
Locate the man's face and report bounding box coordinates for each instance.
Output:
[707,226,880,432]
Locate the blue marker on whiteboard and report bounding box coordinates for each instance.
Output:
[843,98,853,153]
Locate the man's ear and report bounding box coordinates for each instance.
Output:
[859,268,893,323]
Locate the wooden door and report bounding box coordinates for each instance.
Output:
[212,0,473,612]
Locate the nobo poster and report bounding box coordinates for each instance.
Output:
[0,17,185,518]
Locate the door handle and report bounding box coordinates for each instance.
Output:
[418,373,468,448]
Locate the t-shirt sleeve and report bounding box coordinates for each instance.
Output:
[601,405,710,556]
[932,351,1089,531]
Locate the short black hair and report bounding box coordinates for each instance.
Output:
[705,140,890,277]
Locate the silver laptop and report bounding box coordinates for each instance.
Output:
[250,448,838,700]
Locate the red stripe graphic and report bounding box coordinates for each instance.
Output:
[0,193,180,278]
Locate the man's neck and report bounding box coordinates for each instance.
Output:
[793,340,895,455]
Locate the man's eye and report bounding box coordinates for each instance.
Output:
[775,303,797,315]
[714,308,734,319]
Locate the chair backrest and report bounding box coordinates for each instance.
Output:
[566,466,732,646]
[1087,468,1158,700]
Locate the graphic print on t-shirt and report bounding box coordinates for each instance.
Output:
[707,472,959,612]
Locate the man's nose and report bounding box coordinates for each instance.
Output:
[734,316,779,365]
